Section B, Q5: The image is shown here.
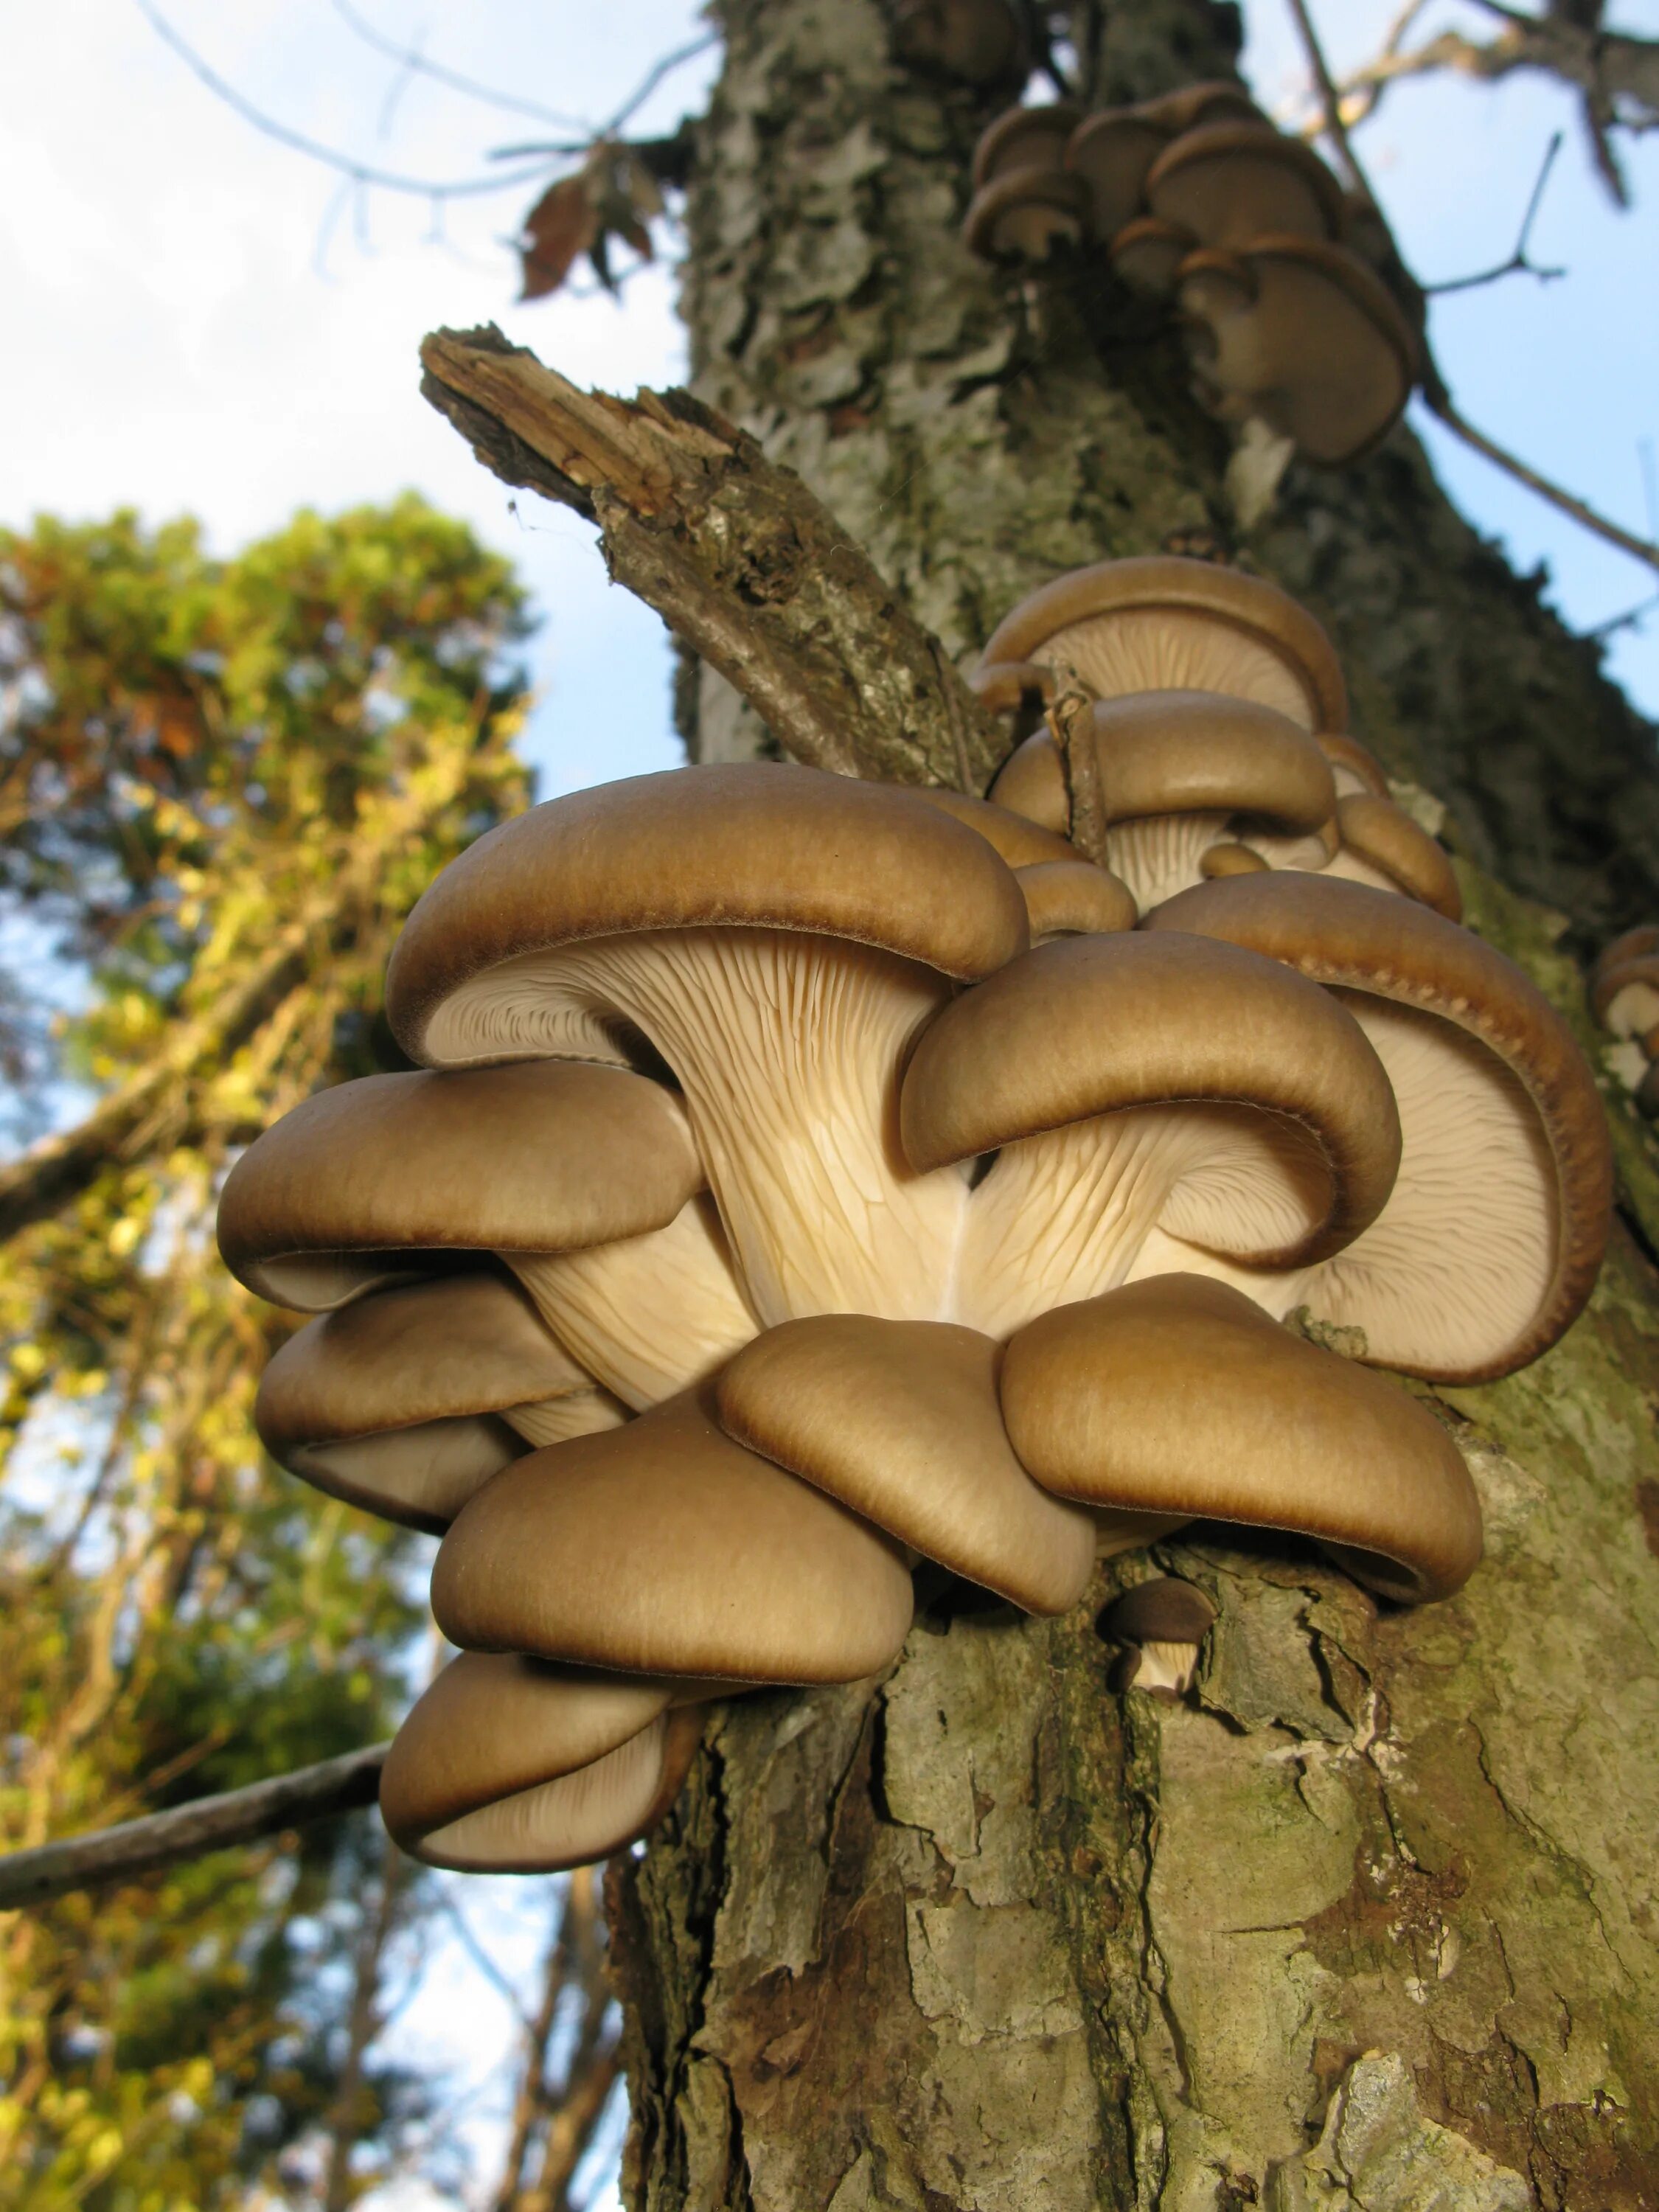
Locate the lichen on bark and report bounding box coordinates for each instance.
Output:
[605,4,1659,2207]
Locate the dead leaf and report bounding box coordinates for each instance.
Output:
[518,172,600,302]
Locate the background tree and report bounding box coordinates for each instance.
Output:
[0,497,538,2205]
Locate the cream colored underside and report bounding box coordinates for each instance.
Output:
[1128,997,1556,1371]
[1033,608,1313,728]
[413,1714,669,1872]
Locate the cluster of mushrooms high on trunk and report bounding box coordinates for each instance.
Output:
[1593,925,1659,1121]
[962,82,1421,465]
[218,556,1611,1877]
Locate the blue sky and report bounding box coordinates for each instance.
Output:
[1,4,1655,2203]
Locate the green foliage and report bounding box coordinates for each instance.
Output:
[0,497,534,2206]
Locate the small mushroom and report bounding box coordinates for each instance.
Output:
[1592,953,1659,1041]
[1201,842,1270,878]
[386,763,1027,1327]
[987,727,1069,833]
[900,928,1402,1338]
[1100,1578,1218,1698]
[1001,1274,1484,1604]
[1146,122,1344,251]
[1144,873,1613,1379]
[1318,731,1390,799]
[255,1271,624,1532]
[1137,83,1267,136]
[1108,214,1197,297]
[974,555,1349,734]
[431,1385,916,1683]
[891,0,1028,86]
[971,102,1085,190]
[1071,688,1339,909]
[1177,237,1419,466]
[1065,108,1171,240]
[1015,859,1139,938]
[380,1653,715,1873]
[964,168,1091,262]
[716,1314,1127,1614]
[1326,791,1462,919]
[908,785,1082,867]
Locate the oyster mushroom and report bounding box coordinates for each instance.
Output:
[901,928,1402,1338]
[1069,689,1338,909]
[256,1272,624,1532]
[891,0,1028,86]
[1109,215,1198,296]
[717,1314,1144,1614]
[380,1653,715,1873]
[971,102,1084,189]
[385,763,1027,1326]
[216,1060,755,1409]
[1066,107,1172,240]
[965,168,1091,261]
[974,555,1349,732]
[908,787,1136,935]
[1100,1578,1218,1697]
[1326,790,1462,919]
[1146,121,1344,250]
[1002,1274,1483,1604]
[1177,236,1419,465]
[1593,951,1659,1042]
[432,1386,916,1683]
[1144,873,1613,1380]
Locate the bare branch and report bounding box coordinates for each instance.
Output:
[329,0,593,131]
[1284,1,1659,579]
[0,1743,389,1910]
[417,324,1004,790]
[134,0,552,201]
[599,32,719,139]
[1422,130,1566,292]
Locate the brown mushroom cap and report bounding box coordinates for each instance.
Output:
[1202,842,1270,878]
[987,729,1069,833]
[1001,1274,1483,1604]
[909,786,1082,868]
[1138,83,1267,136]
[1178,236,1419,466]
[969,659,1057,721]
[1593,925,1659,986]
[1332,793,1462,920]
[1108,214,1197,296]
[432,1386,916,1683]
[902,928,1400,1265]
[1088,690,1337,829]
[964,168,1091,260]
[975,556,1349,734]
[218,1061,700,1312]
[1102,1577,1217,1646]
[1318,731,1390,799]
[380,1654,713,1873]
[1016,860,1139,939]
[386,764,1026,1062]
[1147,122,1344,250]
[1145,872,1613,1379]
[1592,954,1659,1035]
[1065,109,1169,238]
[254,1272,616,1532]
[971,102,1085,188]
[717,1315,1110,1614]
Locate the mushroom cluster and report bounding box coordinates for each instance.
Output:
[1592,925,1659,1120]
[962,86,1420,463]
[218,557,1610,1878]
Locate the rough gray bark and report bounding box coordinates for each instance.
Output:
[602,2,1659,2205]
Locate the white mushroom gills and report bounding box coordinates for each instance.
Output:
[423,929,973,1327]
[1034,607,1315,727]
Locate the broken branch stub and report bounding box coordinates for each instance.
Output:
[418,324,1002,790]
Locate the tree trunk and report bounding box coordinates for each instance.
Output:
[610,4,1659,2206]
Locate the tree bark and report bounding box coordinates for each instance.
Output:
[591,4,1659,2208]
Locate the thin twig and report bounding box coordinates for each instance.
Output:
[431,1881,538,2032]
[0,1743,389,1910]
[134,0,552,201]
[330,0,593,131]
[1423,131,1566,293]
[1284,0,1659,578]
